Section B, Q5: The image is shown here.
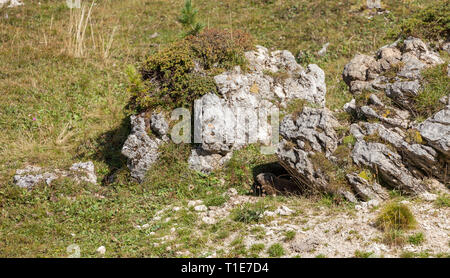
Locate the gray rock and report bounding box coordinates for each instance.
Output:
[368,94,384,107]
[290,238,319,253]
[351,140,427,194]
[69,161,97,184]
[346,173,389,201]
[121,113,162,182]
[385,80,421,108]
[366,0,381,9]
[317,42,330,57]
[376,47,401,71]
[337,189,358,203]
[358,105,408,129]
[279,107,339,155]
[150,112,169,138]
[277,108,339,194]
[418,105,450,157]
[344,98,356,114]
[188,148,232,174]
[189,47,328,173]
[342,54,379,92]
[13,161,97,188]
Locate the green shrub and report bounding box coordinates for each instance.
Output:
[249,243,265,256]
[343,135,356,146]
[129,29,254,112]
[267,243,285,257]
[392,1,450,41]
[188,28,254,70]
[375,202,417,232]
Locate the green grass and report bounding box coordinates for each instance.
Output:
[434,194,450,208]
[408,232,425,246]
[0,0,447,257]
[232,202,265,224]
[375,202,417,232]
[267,243,285,257]
[283,230,296,242]
[354,250,374,258]
[414,63,450,118]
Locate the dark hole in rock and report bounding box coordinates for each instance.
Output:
[252,162,302,196]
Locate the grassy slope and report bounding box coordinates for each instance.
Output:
[0,0,446,257]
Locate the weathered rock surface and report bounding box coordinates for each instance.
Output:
[343,37,443,95]
[122,45,328,176]
[351,140,427,194]
[418,105,450,158]
[346,173,389,201]
[189,46,327,172]
[121,113,162,182]
[150,112,169,139]
[277,107,340,194]
[13,161,97,189]
[340,37,449,194]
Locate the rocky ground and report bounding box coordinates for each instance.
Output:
[138,188,449,258]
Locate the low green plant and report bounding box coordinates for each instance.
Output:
[249,243,265,256]
[232,203,264,224]
[408,232,425,246]
[267,243,285,257]
[390,1,450,41]
[354,250,374,258]
[342,135,356,146]
[434,194,450,208]
[178,0,205,37]
[414,63,450,119]
[375,202,417,232]
[188,28,254,70]
[283,230,296,242]
[129,28,254,111]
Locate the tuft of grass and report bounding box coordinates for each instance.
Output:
[283,230,296,242]
[414,63,450,119]
[375,202,417,232]
[267,243,285,257]
[354,250,374,258]
[408,232,425,246]
[232,203,265,224]
[249,243,265,257]
[434,194,450,208]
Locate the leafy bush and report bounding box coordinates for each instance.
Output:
[129,29,254,112]
[188,28,254,70]
[392,1,450,41]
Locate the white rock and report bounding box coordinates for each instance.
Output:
[188,200,203,208]
[96,246,106,255]
[420,192,438,201]
[202,216,216,225]
[275,205,295,216]
[194,205,208,212]
[173,207,181,212]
